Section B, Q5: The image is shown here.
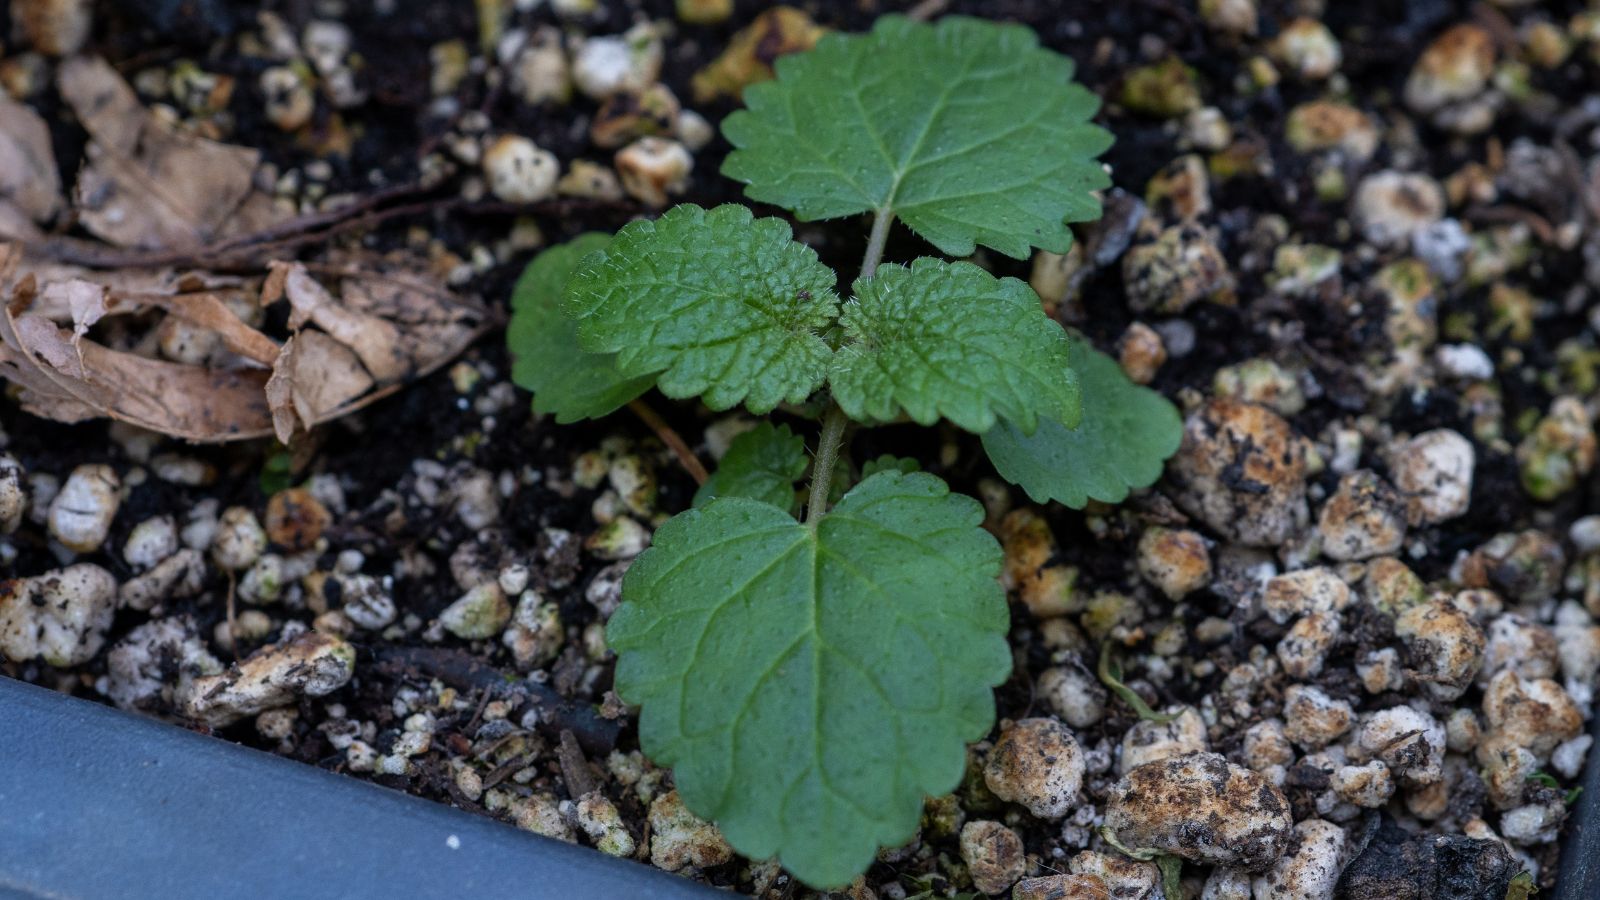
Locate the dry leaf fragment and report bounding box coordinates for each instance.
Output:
[0,244,491,443]
[139,290,281,366]
[265,332,375,443]
[3,302,274,441]
[46,279,110,349]
[0,201,46,244]
[0,91,64,223]
[336,263,488,369]
[281,263,409,382]
[57,57,285,250]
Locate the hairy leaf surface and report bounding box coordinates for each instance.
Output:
[693,422,809,512]
[565,204,839,413]
[506,233,654,423]
[981,337,1182,508]
[722,15,1112,258]
[828,259,1078,434]
[608,471,1011,888]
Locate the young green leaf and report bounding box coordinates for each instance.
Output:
[860,454,921,479]
[693,422,809,512]
[608,470,1011,888]
[507,233,656,423]
[1097,638,1179,724]
[565,204,840,413]
[721,15,1112,259]
[982,337,1182,508]
[828,259,1078,434]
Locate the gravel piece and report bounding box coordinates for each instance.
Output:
[983,717,1085,820]
[1353,172,1444,248]
[1067,850,1159,897]
[439,582,513,639]
[211,506,268,571]
[0,454,28,534]
[1394,598,1486,702]
[1104,751,1293,870]
[1170,399,1309,546]
[1135,526,1211,600]
[104,615,222,712]
[575,791,636,857]
[1353,706,1445,785]
[1262,567,1350,625]
[1277,610,1340,680]
[1122,222,1232,315]
[648,790,732,872]
[1387,429,1474,525]
[1037,664,1105,729]
[960,820,1026,895]
[1119,706,1207,774]
[1283,684,1354,750]
[119,548,204,611]
[1251,818,1345,899]
[0,563,118,666]
[47,464,120,553]
[180,632,356,727]
[1481,669,1583,761]
[1317,470,1407,561]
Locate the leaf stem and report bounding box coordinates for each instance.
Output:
[627,399,709,486]
[1097,638,1180,724]
[805,404,850,527]
[800,208,894,526]
[860,207,895,280]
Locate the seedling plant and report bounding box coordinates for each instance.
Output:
[508,15,1181,889]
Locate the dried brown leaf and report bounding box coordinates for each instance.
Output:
[0,244,490,443]
[281,262,408,381]
[2,302,275,441]
[0,200,46,244]
[45,279,109,348]
[57,57,286,250]
[0,91,63,223]
[265,331,375,443]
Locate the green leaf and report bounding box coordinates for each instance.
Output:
[829,259,1078,434]
[507,233,655,423]
[722,15,1112,259]
[565,204,840,413]
[981,337,1182,508]
[694,422,809,512]
[609,471,1011,888]
[1097,638,1179,725]
[860,455,921,479]
[259,447,294,496]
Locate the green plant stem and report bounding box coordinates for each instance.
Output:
[1097,638,1180,724]
[801,208,895,526]
[861,207,894,280]
[805,404,849,527]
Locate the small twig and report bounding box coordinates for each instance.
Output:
[224,572,238,661]
[370,646,621,754]
[463,687,494,736]
[23,191,634,271]
[1463,203,1557,245]
[905,0,950,21]
[627,398,709,486]
[481,752,536,791]
[557,729,598,799]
